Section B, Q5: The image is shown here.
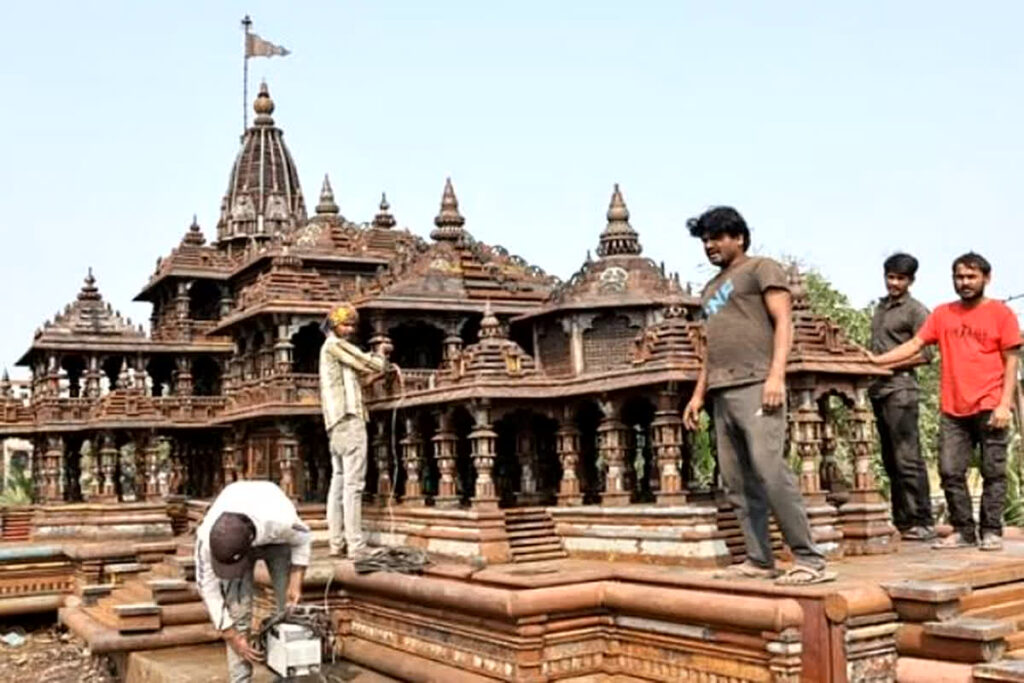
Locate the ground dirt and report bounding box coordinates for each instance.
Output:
[0,614,117,683]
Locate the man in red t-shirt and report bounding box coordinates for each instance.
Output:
[871,252,1021,551]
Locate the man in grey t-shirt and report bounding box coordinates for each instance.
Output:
[683,206,831,585]
[869,253,934,540]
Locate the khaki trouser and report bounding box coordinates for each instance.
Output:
[327,415,368,556]
[223,544,291,683]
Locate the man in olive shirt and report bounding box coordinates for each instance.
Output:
[683,207,831,585]
[869,253,934,541]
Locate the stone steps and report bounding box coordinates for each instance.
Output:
[504,508,567,563]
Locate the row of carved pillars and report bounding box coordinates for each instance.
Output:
[33,432,220,503]
[358,390,691,510]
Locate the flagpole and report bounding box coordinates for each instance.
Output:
[241,15,252,134]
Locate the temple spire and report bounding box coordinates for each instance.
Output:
[480,300,501,340]
[596,183,641,257]
[431,177,466,241]
[373,192,396,229]
[78,268,101,302]
[315,175,339,215]
[183,214,206,246]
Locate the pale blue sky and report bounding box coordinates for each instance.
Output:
[2,2,1022,376]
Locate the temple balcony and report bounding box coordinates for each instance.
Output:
[219,372,322,420]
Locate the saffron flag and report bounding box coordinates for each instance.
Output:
[246,33,290,58]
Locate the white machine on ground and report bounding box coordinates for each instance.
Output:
[265,620,322,678]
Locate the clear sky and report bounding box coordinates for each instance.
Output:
[2,2,1022,376]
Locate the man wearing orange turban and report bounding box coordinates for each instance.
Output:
[319,303,391,559]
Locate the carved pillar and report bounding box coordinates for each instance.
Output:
[652,389,686,505]
[400,416,424,506]
[146,436,162,500]
[373,420,392,503]
[175,357,193,397]
[369,314,393,359]
[132,433,146,500]
[432,410,459,508]
[98,433,118,501]
[221,433,240,487]
[789,388,843,559]
[46,354,60,397]
[85,355,101,398]
[515,422,542,506]
[597,401,630,506]
[555,407,582,506]
[443,334,463,374]
[469,401,498,510]
[42,435,64,503]
[166,438,185,497]
[277,426,299,501]
[274,318,294,375]
[218,284,234,319]
[175,280,191,340]
[839,388,898,555]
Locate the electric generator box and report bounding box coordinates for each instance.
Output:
[266,621,322,678]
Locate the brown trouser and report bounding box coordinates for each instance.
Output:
[711,381,825,569]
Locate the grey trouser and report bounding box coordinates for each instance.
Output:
[711,381,825,569]
[872,389,933,530]
[327,415,368,555]
[939,411,1010,541]
[223,544,291,683]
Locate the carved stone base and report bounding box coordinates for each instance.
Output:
[806,496,845,560]
[839,495,899,556]
[549,504,730,567]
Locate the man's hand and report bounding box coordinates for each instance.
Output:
[223,627,263,664]
[683,396,704,431]
[989,405,1013,430]
[762,373,786,411]
[286,566,305,607]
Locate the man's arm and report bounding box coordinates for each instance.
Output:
[195,537,231,631]
[283,521,312,606]
[326,338,386,375]
[870,336,926,367]
[887,302,934,370]
[683,364,708,431]
[762,288,792,410]
[990,348,1020,430]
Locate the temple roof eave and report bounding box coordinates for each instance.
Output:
[16,338,235,366]
[365,365,702,411]
[512,293,701,323]
[134,267,232,302]
[208,300,336,335]
[354,296,545,316]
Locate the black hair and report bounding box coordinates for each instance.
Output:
[686,206,751,252]
[883,252,919,278]
[952,251,991,276]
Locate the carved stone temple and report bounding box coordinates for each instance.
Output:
[2,83,1021,683]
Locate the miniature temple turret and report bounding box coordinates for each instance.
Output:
[315,175,340,216]
[430,177,466,242]
[596,183,642,257]
[372,193,396,230]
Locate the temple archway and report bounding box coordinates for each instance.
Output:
[389,321,445,369]
[291,322,325,374]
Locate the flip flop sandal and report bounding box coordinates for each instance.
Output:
[932,532,974,550]
[713,561,780,580]
[775,565,837,586]
[979,535,1004,552]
